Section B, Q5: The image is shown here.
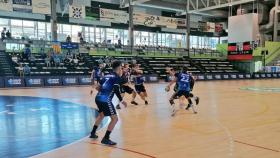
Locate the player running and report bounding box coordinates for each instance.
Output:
[131,64,148,105]
[116,64,138,109]
[166,67,198,116]
[90,63,105,95]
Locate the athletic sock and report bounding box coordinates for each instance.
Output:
[91,125,98,135]
[104,130,111,139]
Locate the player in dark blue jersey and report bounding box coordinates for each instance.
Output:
[132,64,148,105]
[166,67,197,116]
[90,63,105,95]
[116,64,138,109]
[89,61,127,146]
[166,68,199,110]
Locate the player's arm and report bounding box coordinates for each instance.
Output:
[167,77,177,89]
[113,84,127,107]
[90,70,95,95]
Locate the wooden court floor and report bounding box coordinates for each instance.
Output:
[1,80,280,158]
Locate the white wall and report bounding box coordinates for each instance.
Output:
[228,13,259,43]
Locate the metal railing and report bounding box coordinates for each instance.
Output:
[2,39,223,58]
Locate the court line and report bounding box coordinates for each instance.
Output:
[234,140,279,152]
[88,142,157,158]
[214,119,234,157]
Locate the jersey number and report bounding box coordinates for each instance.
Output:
[180,75,189,82]
[102,78,110,87]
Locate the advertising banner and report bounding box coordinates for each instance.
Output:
[85,6,99,20]
[238,74,244,79]
[79,76,92,85]
[223,74,230,79]
[215,23,223,33]
[100,8,128,23]
[228,41,253,60]
[245,74,251,79]
[214,74,222,80]
[5,77,25,87]
[206,22,215,32]
[69,5,85,19]
[61,42,79,49]
[25,77,44,87]
[0,0,13,12]
[206,74,213,80]
[45,77,62,86]
[196,74,205,81]
[62,76,79,86]
[32,0,50,14]
[133,12,158,27]
[13,0,32,13]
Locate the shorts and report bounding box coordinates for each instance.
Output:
[95,99,117,116]
[121,85,134,94]
[135,84,146,94]
[96,77,101,84]
[173,90,190,99]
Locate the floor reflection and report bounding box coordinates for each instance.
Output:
[0,96,108,158]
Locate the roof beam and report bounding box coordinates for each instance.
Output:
[120,0,151,8]
[189,0,256,13]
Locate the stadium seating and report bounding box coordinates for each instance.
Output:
[8,52,90,76]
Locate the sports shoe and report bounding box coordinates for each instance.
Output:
[116,105,121,109]
[131,101,138,105]
[101,138,117,146]
[195,97,200,105]
[145,101,148,105]
[185,104,193,110]
[89,134,98,139]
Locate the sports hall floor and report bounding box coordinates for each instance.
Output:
[0,80,280,158]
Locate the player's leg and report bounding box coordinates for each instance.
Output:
[89,112,104,139]
[101,114,118,145]
[101,102,119,145]
[116,93,125,109]
[170,91,182,116]
[126,86,138,105]
[141,85,148,105]
[184,92,197,114]
[179,96,186,109]
[131,90,138,105]
[90,100,105,139]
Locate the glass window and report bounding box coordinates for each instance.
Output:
[71,25,82,42]
[46,23,51,40]
[177,34,182,48]
[37,22,46,40]
[101,28,106,43]
[124,30,128,45]
[22,20,35,39]
[85,26,95,43]
[106,28,114,44]
[140,31,148,46]
[11,19,23,38]
[190,36,198,48]
[134,31,141,46]
[0,18,9,31]
[165,34,171,47]
[96,27,101,43]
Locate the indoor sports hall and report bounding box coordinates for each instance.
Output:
[0,0,279,158]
